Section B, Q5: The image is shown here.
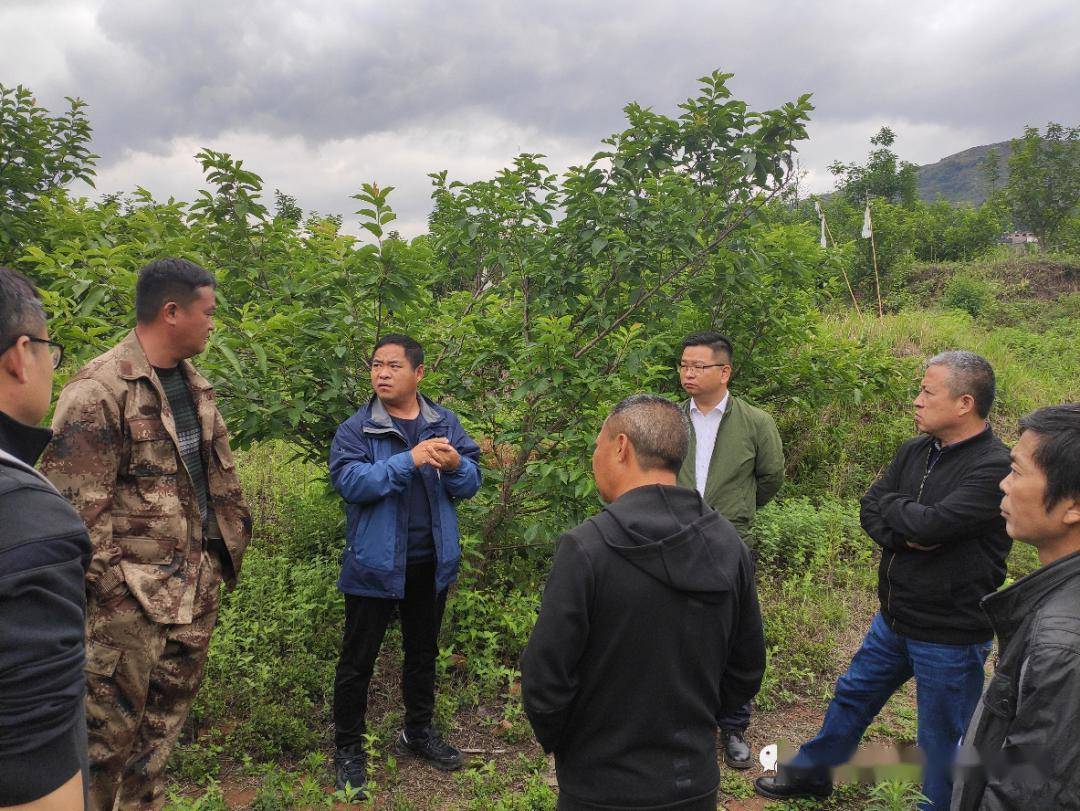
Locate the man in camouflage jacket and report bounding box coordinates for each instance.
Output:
[41,258,251,811]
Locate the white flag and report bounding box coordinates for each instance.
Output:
[861,203,873,239]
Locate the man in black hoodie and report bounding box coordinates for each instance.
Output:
[521,394,766,811]
[0,267,91,809]
[756,351,1011,811]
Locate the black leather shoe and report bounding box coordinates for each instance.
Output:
[754,764,833,800]
[395,726,464,771]
[333,745,368,796]
[721,728,753,770]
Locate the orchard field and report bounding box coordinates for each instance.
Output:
[3,75,1079,809]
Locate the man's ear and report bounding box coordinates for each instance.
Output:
[415,363,425,384]
[161,301,179,325]
[958,393,976,417]
[1063,498,1080,528]
[0,337,31,384]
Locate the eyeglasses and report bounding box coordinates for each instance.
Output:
[678,362,729,375]
[21,336,65,369]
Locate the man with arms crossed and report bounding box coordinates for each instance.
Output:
[329,334,481,795]
[952,403,1080,809]
[0,267,90,810]
[756,351,1011,811]
[677,331,783,769]
[41,258,252,810]
[522,394,766,811]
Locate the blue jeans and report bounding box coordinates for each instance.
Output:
[790,613,991,810]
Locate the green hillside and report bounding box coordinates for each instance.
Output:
[916,141,1011,205]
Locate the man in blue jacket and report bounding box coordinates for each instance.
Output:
[328,334,482,795]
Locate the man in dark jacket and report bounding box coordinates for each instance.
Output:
[521,394,766,811]
[329,334,482,795]
[0,266,91,809]
[757,351,1012,811]
[952,403,1080,810]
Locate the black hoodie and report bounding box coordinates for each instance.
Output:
[520,484,765,810]
[0,410,90,805]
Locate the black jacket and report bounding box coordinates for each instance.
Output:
[951,550,1080,810]
[0,410,91,805]
[860,427,1012,644]
[520,485,766,810]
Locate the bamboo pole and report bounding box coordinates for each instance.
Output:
[866,201,884,318]
[820,204,863,318]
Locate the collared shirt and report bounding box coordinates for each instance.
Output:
[689,392,730,497]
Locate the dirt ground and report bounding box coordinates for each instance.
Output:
[173,596,930,810]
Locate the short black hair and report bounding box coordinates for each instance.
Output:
[135,258,216,324]
[681,331,733,365]
[0,266,46,351]
[373,333,424,368]
[927,350,996,418]
[1019,404,1080,510]
[607,394,689,474]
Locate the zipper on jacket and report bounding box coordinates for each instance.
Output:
[886,446,935,626]
[885,551,896,622]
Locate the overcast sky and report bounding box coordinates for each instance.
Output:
[3,0,1078,237]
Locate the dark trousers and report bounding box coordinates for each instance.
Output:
[557,790,718,811]
[717,701,751,732]
[333,561,447,749]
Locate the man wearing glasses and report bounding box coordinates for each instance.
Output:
[41,258,252,811]
[1,266,90,810]
[677,331,784,770]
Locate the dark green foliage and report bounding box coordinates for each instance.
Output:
[829,127,918,207]
[942,272,994,317]
[1006,123,1080,247]
[0,83,97,262]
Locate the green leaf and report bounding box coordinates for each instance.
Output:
[78,287,107,317]
[216,344,244,378]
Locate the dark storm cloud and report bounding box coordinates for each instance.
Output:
[3,0,1077,232]
[42,0,1080,162]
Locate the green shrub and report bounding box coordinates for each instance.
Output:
[188,548,342,762]
[942,272,993,316]
[753,498,876,709]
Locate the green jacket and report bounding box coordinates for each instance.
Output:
[677,395,784,544]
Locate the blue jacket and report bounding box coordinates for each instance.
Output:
[329,394,482,598]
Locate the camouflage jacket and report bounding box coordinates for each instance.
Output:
[40,330,252,625]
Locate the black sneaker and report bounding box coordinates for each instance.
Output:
[333,745,368,797]
[721,728,753,770]
[395,726,464,771]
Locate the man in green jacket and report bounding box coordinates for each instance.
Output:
[676,331,784,769]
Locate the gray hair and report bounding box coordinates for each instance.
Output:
[607,394,689,474]
[926,350,997,418]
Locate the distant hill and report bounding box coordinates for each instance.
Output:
[916,141,1012,205]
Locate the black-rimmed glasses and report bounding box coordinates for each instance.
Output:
[9,336,66,369]
[677,362,729,375]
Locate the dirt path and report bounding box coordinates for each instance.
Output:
[170,602,925,809]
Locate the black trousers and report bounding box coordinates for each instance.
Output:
[332,561,448,749]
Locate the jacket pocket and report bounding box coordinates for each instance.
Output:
[116,535,176,565]
[127,418,178,476]
[113,510,187,545]
[353,506,397,572]
[85,641,122,678]
[981,670,1015,721]
[212,432,237,471]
